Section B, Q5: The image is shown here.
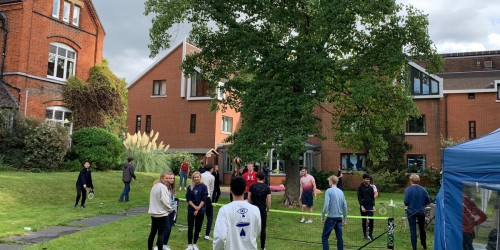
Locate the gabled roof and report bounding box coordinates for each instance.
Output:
[0,81,18,109]
[127,39,199,89]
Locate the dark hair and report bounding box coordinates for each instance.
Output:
[127,157,134,163]
[204,164,214,171]
[257,171,265,180]
[230,176,246,196]
[362,174,371,179]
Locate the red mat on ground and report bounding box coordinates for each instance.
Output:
[269,185,285,192]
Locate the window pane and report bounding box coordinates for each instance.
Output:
[57,47,67,57]
[431,79,439,94]
[63,2,70,22]
[422,75,430,94]
[50,45,57,54]
[67,50,76,59]
[54,110,63,120]
[64,112,72,122]
[45,109,54,119]
[160,81,166,95]
[56,58,65,78]
[66,60,74,79]
[52,0,60,17]
[190,74,196,97]
[47,54,56,76]
[72,6,80,26]
[153,81,160,95]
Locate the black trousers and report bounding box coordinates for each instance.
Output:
[212,187,221,203]
[187,211,205,244]
[75,185,87,206]
[148,216,167,250]
[258,207,268,249]
[204,198,213,237]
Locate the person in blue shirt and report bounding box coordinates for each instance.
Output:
[404,174,431,250]
[321,175,348,250]
[185,171,208,250]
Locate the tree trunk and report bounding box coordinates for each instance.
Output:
[282,158,301,207]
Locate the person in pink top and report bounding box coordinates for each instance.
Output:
[243,163,257,200]
[299,167,317,223]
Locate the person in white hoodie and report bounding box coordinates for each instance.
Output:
[213,176,261,250]
[148,171,174,250]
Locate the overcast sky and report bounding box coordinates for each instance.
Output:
[93,0,500,83]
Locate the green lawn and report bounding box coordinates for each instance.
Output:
[0,172,434,249]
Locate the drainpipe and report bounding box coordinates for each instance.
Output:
[0,13,7,80]
[444,94,448,138]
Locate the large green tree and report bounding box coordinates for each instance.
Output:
[145,0,442,205]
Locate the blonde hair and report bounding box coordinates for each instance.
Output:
[154,171,170,185]
[190,171,202,189]
[328,175,339,185]
[409,174,420,184]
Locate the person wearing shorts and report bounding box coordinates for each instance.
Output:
[299,167,316,223]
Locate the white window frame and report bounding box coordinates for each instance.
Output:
[72,5,80,26]
[63,1,71,23]
[152,80,166,97]
[45,106,73,135]
[47,42,77,81]
[221,116,233,134]
[52,0,60,18]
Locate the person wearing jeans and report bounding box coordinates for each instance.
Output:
[179,159,190,190]
[119,157,136,202]
[321,175,347,250]
[404,174,431,250]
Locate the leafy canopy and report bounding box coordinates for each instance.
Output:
[145,0,442,167]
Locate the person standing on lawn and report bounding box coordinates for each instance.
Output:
[201,164,215,241]
[262,163,272,186]
[119,157,136,202]
[404,174,431,250]
[74,160,94,208]
[337,166,343,190]
[162,172,177,250]
[358,173,375,241]
[248,171,271,250]
[212,165,221,203]
[214,176,261,250]
[299,167,317,223]
[243,163,257,200]
[147,171,174,250]
[321,175,348,250]
[179,159,190,190]
[185,171,208,250]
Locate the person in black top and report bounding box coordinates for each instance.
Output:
[337,166,343,190]
[212,165,221,203]
[357,173,375,241]
[74,160,94,208]
[248,171,271,250]
[119,157,137,202]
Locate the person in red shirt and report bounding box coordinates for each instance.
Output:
[179,159,190,190]
[242,162,257,200]
[463,194,487,250]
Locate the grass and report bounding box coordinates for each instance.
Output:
[0,171,434,249]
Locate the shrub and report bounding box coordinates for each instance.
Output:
[371,169,407,193]
[70,127,124,170]
[164,153,197,175]
[123,130,170,172]
[311,168,334,190]
[23,121,70,171]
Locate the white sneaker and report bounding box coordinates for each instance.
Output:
[192,244,199,250]
[184,187,187,190]
[185,245,193,250]
[204,235,211,240]
[154,247,158,250]
[305,219,313,224]
[300,218,305,223]
[179,187,182,191]
[163,245,171,250]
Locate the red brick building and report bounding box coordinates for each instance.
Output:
[129,44,500,184]
[127,40,241,172]
[0,0,104,132]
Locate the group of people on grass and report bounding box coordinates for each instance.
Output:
[74,159,440,250]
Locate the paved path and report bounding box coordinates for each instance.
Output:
[0,207,147,250]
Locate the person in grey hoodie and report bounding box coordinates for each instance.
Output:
[148,171,174,250]
[119,157,136,202]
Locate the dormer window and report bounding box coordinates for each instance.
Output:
[410,66,440,95]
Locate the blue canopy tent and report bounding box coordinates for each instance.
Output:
[434,128,500,250]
